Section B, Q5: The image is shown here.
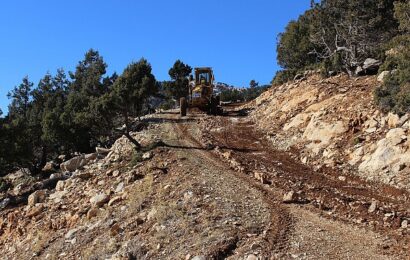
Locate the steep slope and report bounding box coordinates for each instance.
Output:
[246,74,410,191]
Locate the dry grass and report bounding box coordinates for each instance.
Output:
[127,174,154,215]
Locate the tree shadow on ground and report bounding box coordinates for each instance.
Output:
[143,140,257,153]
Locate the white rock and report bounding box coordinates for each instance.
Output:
[142,152,153,160]
[387,113,400,128]
[112,170,120,177]
[55,180,65,191]
[147,208,157,221]
[49,190,67,202]
[60,155,87,172]
[368,200,378,213]
[365,127,377,133]
[377,71,390,82]
[283,191,296,203]
[386,128,406,146]
[96,147,111,155]
[399,114,409,126]
[115,182,125,193]
[303,119,347,148]
[90,193,109,207]
[402,220,408,229]
[65,228,78,239]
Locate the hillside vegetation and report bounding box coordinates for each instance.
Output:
[274,0,409,112]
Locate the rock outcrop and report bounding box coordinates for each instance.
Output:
[247,74,410,190]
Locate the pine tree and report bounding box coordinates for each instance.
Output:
[112,59,157,149]
[167,60,192,100]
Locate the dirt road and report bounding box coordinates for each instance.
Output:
[156,106,410,259]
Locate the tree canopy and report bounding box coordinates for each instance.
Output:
[274,0,405,82]
[167,60,192,100]
[0,50,159,176]
[111,59,157,148]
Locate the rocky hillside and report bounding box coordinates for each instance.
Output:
[0,114,283,259]
[247,73,410,191]
[1,92,409,259]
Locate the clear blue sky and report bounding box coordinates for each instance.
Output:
[0,0,310,113]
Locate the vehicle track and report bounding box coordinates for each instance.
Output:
[172,117,294,258]
[170,108,410,259]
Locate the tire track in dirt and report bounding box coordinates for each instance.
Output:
[172,116,294,258]
[168,108,410,258]
[197,109,410,258]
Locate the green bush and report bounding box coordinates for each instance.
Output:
[271,70,297,86]
[374,2,410,115]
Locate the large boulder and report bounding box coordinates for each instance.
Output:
[359,128,410,175]
[363,58,382,70]
[60,155,87,172]
[356,58,382,76]
[303,117,348,154]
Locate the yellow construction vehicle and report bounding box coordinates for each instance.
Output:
[180,67,222,116]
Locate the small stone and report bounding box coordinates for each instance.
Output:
[90,193,109,207]
[28,190,47,206]
[365,127,377,133]
[0,198,11,209]
[74,171,92,180]
[377,71,390,82]
[283,191,296,203]
[338,176,346,181]
[110,223,121,236]
[387,113,400,128]
[87,208,99,219]
[115,182,124,193]
[401,220,408,229]
[26,204,44,218]
[108,196,122,206]
[142,152,153,160]
[42,162,56,172]
[113,170,120,177]
[147,208,157,221]
[250,243,260,250]
[368,200,378,213]
[55,180,65,191]
[65,228,78,239]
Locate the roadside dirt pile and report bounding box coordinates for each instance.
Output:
[246,74,410,191]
